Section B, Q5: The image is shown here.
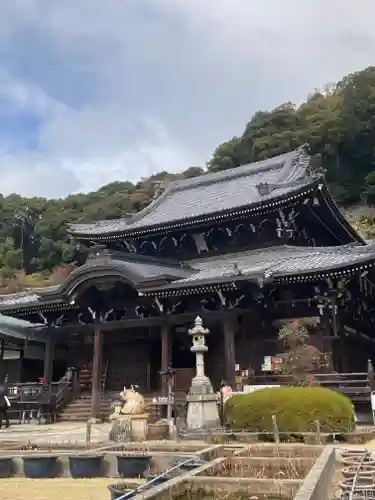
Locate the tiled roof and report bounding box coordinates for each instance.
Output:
[155,243,375,290]
[0,255,192,311]
[68,147,313,237]
[103,258,191,281]
[0,313,46,342]
[2,242,375,308]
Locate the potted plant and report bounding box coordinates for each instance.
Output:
[68,453,103,478]
[173,457,205,472]
[107,482,139,500]
[116,450,151,478]
[0,457,13,477]
[147,418,169,440]
[23,454,58,478]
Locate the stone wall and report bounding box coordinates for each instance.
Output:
[293,447,336,500]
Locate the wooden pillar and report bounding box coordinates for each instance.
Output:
[0,342,4,383]
[91,327,103,421]
[337,312,348,373]
[223,316,237,388]
[160,324,170,395]
[43,334,54,386]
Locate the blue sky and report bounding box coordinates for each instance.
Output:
[1,0,375,198]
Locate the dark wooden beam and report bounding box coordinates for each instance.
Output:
[49,309,243,337]
[91,326,103,421]
[223,315,237,388]
[43,335,54,387]
[160,323,171,395]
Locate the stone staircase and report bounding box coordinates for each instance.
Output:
[57,392,113,422]
[79,361,108,392]
[57,392,159,423]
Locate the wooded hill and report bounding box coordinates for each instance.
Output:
[2,65,375,289]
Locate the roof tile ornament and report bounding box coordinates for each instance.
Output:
[152,181,166,200]
[256,182,273,196]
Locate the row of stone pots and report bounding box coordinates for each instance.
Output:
[0,454,151,479]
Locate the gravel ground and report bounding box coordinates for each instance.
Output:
[0,478,143,500]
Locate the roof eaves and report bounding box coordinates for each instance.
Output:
[142,247,375,295]
[71,179,320,241]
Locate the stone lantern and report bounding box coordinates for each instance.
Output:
[185,316,220,434]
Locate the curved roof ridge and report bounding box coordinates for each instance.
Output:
[113,149,305,227]
[67,146,324,238]
[169,150,296,192]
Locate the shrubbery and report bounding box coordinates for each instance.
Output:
[225,386,355,433]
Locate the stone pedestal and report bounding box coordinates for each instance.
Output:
[130,413,149,441]
[186,393,220,431]
[109,413,149,442]
[89,417,102,424]
[185,316,220,437]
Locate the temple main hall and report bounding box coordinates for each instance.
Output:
[1,146,375,420]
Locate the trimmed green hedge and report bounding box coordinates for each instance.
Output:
[225,386,355,433]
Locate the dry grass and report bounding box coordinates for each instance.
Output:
[0,478,143,500]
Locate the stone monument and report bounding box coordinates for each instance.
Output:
[185,316,220,435]
[109,386,148,441]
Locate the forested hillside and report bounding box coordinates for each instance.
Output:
[2,66,375,290]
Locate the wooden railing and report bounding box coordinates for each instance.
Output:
[5,372,81,422]
[101,360,108,395]
[78,361,108,393]
[54,381,74,413]
[6,382,55,423]
[251,372,371,402]
[314,372,371,401]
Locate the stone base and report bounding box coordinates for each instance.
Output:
[186,393,220,431]
[109,402,123,421]
[189,375,214,395]
[109,413,149,442]
[88,417,102,424]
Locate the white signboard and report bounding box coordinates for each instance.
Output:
[3,350,21,360]
[370,392,375,425]
[262,356,272,371]
[371,391,375,412]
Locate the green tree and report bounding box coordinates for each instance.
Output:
[364,172,375,205]
[0,237,22,282]
[1,66,375,282]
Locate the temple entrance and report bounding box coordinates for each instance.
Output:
[172,331,196,392]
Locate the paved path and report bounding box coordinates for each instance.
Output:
[0,422,112,444]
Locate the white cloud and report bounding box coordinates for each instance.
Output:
[0,0,375,197]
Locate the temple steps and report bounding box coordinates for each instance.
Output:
[57,394,113,422]
[57,393,159,423]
